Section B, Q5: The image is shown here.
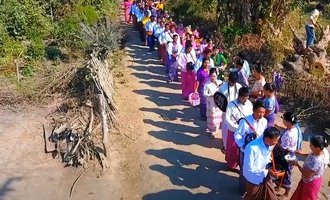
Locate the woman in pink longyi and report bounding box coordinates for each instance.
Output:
[124,0,132,23]
[290,135,329,200]
[177,40,197,99]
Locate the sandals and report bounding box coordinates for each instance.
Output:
[220,147,226,154]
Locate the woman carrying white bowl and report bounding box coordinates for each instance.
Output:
[273,112,303,199]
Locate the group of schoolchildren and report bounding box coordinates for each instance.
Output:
[123,1,329,199]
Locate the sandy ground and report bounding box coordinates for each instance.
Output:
[0,105,126,200]
[0,23,329,200]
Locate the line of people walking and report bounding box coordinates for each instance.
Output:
[124,1,330,199]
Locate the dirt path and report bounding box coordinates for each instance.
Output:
[117,26,241,200]
[116,25,330,200]
[0,105,126,200]
[0,23,329,200]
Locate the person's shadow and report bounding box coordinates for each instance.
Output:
[0,177,23,199]
[143,148,240,200]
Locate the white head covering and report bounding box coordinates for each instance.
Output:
[323,148,329,165]
[147,10,151,17]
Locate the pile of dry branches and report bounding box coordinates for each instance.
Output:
[44,47,117,168]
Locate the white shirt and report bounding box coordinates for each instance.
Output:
[219,82,242,103]
[194,55,215,72]
[158,31,168,45]
[225,99,253,132]
[145,21,156,32]
[243,60,251,77]
[166,42,183,60]
[234,114,267,151]
[280,126,300,152]
[170,32,181,44]
[177,50,197,71]
[153,24,164,38]
[251,77,266,93]
[204,80,223,97]
[306,9,320,28]
[243,137,272,185]
[159,31,173,45]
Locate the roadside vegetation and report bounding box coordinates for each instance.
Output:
[0,0,124,104]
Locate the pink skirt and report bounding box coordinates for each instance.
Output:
[225,130,240,169]
[206,107,222,133]
[290,177,322,200]
[160,44,166,65]
[181,71,196,100]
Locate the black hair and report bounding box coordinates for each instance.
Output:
[203,48,212,54]
[263,83,276,93]
[206,38,212,43]
[316,4,325,11]
[185,40,192,49]
[238,87,249,97]
[263,127,281,139]
[282,112,297,124]
[185,32,192,37]
[202,57,210,65]
[254,63,265,74]
[237,52,245,59]
[186,62,194,70]
[310,135,328,150]
[228,71,239,83]
[253,100,265,111]
[236,58,244,66]
[209,68,217,75]
[173,34,178,38]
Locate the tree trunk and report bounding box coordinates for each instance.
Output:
[241,0,251,26]
[289,25,330,76]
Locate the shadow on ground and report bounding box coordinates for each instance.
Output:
[0,177,23,199]
[125,25,239,200]
[143,148,240,199]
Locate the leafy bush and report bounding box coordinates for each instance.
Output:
[0,38,25,67]
[21,65,34,77]
[45,46,62,61]
[27,39,45,59]
[76,5,99,25]
[221,23,251,45]
[0,0,52,40]
[167,0,217,28]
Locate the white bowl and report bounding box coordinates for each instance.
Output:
[284,154,297,161]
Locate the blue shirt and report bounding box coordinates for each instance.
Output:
[243,137,272,185]
[136,9,145,22]
[264,96,276,114]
